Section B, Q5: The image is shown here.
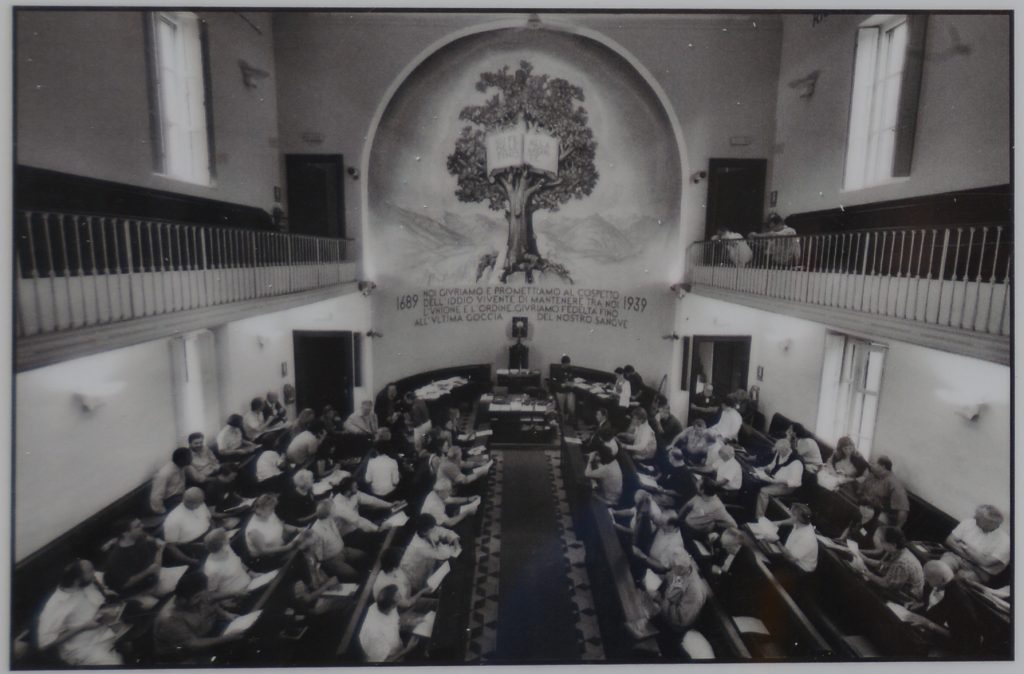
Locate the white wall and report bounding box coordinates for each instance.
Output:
[17,10,282,212]
[15,340,179,560]
[675,294,1010,521]
[771,13,1011,215]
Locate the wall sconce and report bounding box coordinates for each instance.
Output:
[347,166,360,180]
[70,381,125,414]
[690,170,707,185]
[256,335,268,349]
[662,332,681,341]
[238,59,270,89]
[358,281,377,296]
[953,403,985,422]
[72,392,105,414]
[788,70,820,99]
[670,282,691,299]
[778,338,793,352]
[365,330,383,339]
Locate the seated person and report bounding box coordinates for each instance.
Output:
[262,391,287,426]
[309,500,364,581]
[650,397,684,453]
[215,414,256,459]
[400,514,460,593]
[244,493,302,571]
[583,440,623,507]
[292,532,349,616]
[104,519,189,607]
[588,407,616,450]
[376,383,404,430]
[636,515,691,574]
[162,488,223,561]
[904,560,983,655]
[794,436,823,474]
[857,455,910,528]
[37,560,124,666]
[373,547,438,632]
[749,213,801,266]
[150,447,192,515]
[619,407,658,465]
[322,404,342,435]
[331,477,391,538]
[255,447,287,490]
[243,397,271,440]
[774,503,818,573]
[365,445,402,499]
[688,384,718,425]
[668,419,710,466]
[707,395,743,442]
[358,585,421,663]
[153,571,244,662]
[277,469,319,526]
[184,432,236,506]
[612,488,662,551]
[817,436,867,491]
[680,478,738,537]
[851,526,924,600]
[711,444,743,494]
[836,498,883,550]
[647,551,708,635]
[202,528,256,599]
[421,478,480,528]
[752,439,804,519]
[344,400,380,437]
[437,441,491,488]
[941,504,1010,584]
[711,226,754,267]
[708,527,747,577]
[285,419,327,467]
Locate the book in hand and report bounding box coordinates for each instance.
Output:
[222,610,262,637]
[412,611,436,638]
[322,583,360,597]
[459,499,480,516]
[748,517,780,542]
[426,561,451,592]
[382,511,409,529]
[467,444,488,457]
[564,436,582,446]
[643,569,663,593]
[246,570,280,593]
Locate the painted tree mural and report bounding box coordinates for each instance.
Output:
[446,61,599,283]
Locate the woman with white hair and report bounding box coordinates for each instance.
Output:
[277,469,318,525]
[650,550,708,634]
[752,438,804,519]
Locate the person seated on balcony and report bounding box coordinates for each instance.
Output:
[708,527,747,578]
[37,560,125,666]
[711,226,754,267]
[400,514,460,593]
[905,560,983,656]
[749,212,801,267]
[365,445,403,499]
[309,500,364,582]
[585,407,617,455]
[856,455,909,528]
[202,528,256,600]
[150,447,192,515]
[584,439,623,507]
[255,447,285,490]
[359,585,422,663]
[344,400,380,437]
[851,526,924,601]
[292,531,350,617]
[277,469,318,526]
[794,435,824,473]
[184,432,236,507]
[619,407,658,467]
[215,414,256,459]
[707,395,743,442]
[262,391,288,426]
[286,420,327,467]
[612,488,662,550]
[751,438,804,519]
[421,478,479,528]
[243,397,272,440]
[153,571,244,663]
[817,436,868,491]
[941,504,1010,585]
[680,478,738,538]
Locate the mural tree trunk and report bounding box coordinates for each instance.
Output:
[447,61,599,284]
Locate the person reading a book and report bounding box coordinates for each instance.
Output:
[309,500,364,581]
[400,514,460,593]
[202,528,256,600]
[775,502,818,573]
[752,438,804,519]
[420,478,479,528]
[244,494,302,571]
[851,526,924,601]
[37,560,125,666]
[904,559,983,655]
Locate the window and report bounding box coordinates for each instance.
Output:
[843,14,926,191]
[816,333,886,457]
[148,11,213,185]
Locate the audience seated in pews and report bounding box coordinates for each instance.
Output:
[708,527,746,577]
[707,395,743,442]
[793,435,823,474]
[37,560,125,666]
[773,503,818,573]
[150,447,192,515]
[619,407,658,467]
[216,414,256,459]
[650,397,683,453]
[262,391,288,426]
[400,514,460,594]
[612,489,662,551]
[152,571,245,663]
[421,478,480,528]
[751,439,804,519]
[162,487,226,563]
[941,504,1010,584]
[905,560,983,655]
[309,500,364,581]
[636,515,691,575]
[256,447,286,490]
[711,445,743,495]
[850,526,924,601]
[202,528,256,600]
[185,432,236,506]
[373,547,439,629]
[243,397,273,440]
[680,478,738,538]
[278,470,318,525]
[816,436,867,491]
[286,420,328,467]
[244,494,302,571]
[668,418,710,466]
[365,442,403,499]
[104,518,189,608]
[332,477,388,538]
[292,533,350,616]
[359,585,421,662]
[837,498,883,550]
[584,438,624,507]
[856,456,909,528]
[438,440,491,489]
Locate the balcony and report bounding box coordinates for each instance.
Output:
[685,225,1011,364]
[14,210,359,370]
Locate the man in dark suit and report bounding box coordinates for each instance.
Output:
[907,559,983,655]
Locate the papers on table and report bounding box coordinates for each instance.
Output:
[413,611,437,637]
[748,517,780,542]
[382,511,409,529]
[733,616,771,636]
[457,428,492,442]
[246,569,279,593]
[426,561,451,592]
[643,569,663,593]
[414,377,469,401]
[637,473,660,489]
[846,539,860,555]
[222,610,262,636]
[467,445,487,457]
[322,583,360,597]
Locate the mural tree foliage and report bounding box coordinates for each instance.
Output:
[447,61,599,283]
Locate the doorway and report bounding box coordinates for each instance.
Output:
[704,158,767,239]
[689,335,751,401]
[285,154,346,238]
[293,330,356,418]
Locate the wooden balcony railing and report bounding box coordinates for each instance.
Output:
[14,211,355,338]
[685,224,1012,339]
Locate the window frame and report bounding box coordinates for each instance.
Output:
[816,332,887,458]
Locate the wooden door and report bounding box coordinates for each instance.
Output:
[705,158,767,239]
[285,154,345,238]
[292,330,356,418]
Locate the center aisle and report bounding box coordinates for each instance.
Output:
[493,449,580,662]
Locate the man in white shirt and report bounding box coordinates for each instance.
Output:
[421,478,479,528]
[310,500,366,581]
[365,448,402,498]
[613,367,632,410]
[359,585,420,662]
[753,439,804,518]
[795,436,823,473]
[708,396,743,442]
[162,488,213,550]
[779,503,818,572]
[332,477,390,537]
[202,528,254,598]
[243,397,271,440]
[344,400,380,437]
[620,408,657,463]
[400,514,460,592]
[37,560,123,666]
[713,445,743,493]
[286,420,327,465]
[942,505,1011,583]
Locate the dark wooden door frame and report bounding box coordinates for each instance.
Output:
[292,329,356,418]
[285,154,346,239]
[704,158,768,239]
[689,335,752,397]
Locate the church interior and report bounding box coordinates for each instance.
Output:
[9,8,1014,667]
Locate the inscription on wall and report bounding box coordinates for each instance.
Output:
[395,287,649,330]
